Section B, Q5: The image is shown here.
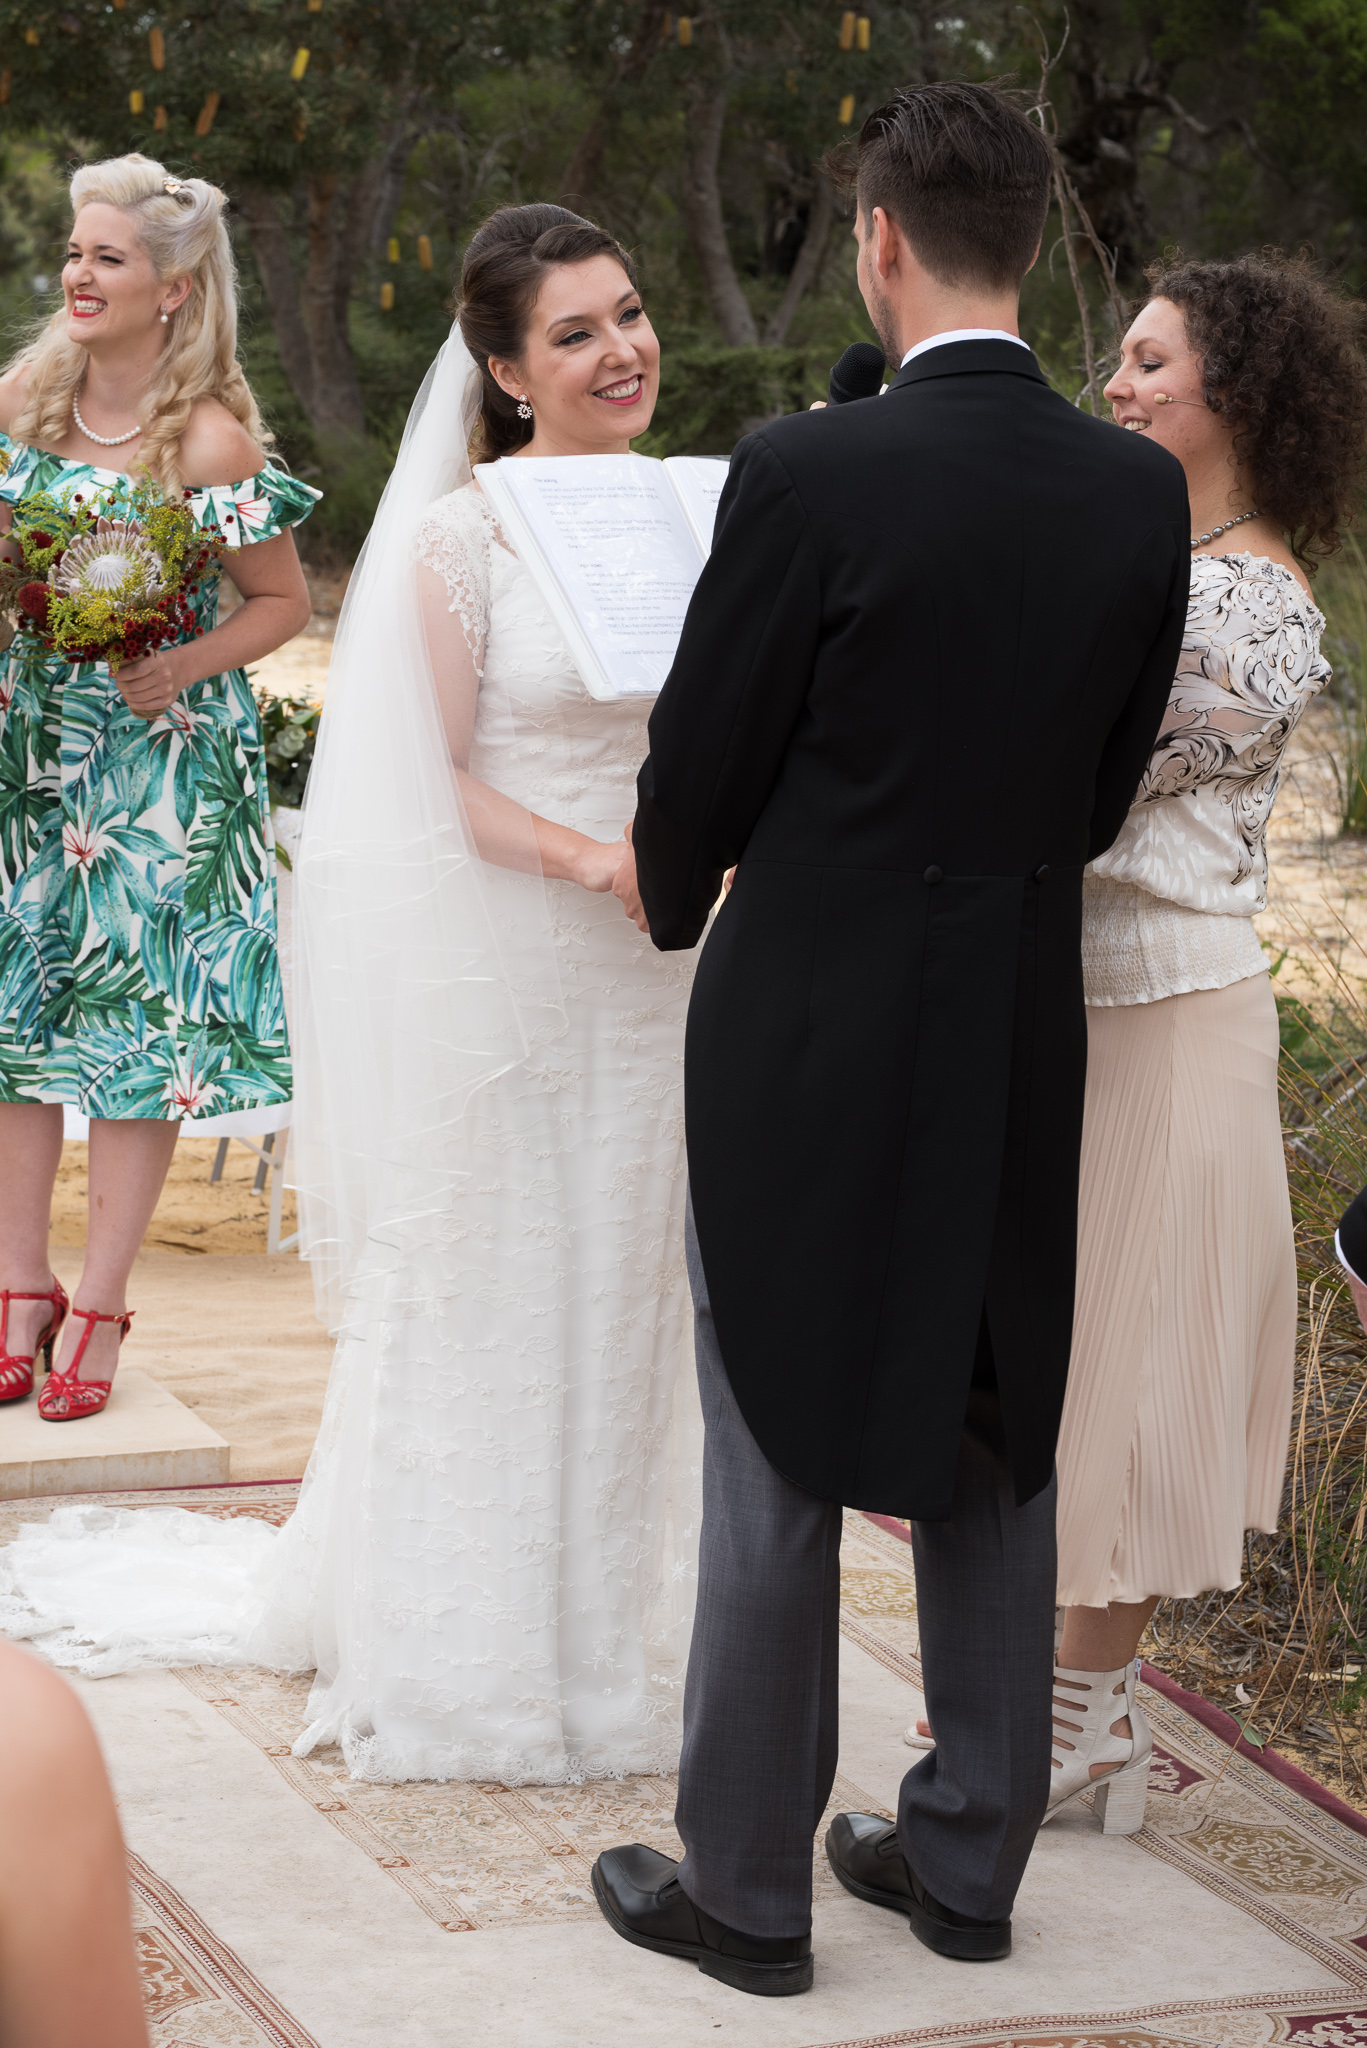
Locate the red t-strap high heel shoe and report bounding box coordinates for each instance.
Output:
[0,1279,70,1403]
[37,1306,134,1422]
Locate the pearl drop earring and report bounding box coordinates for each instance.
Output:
[516,396,533,420]
[160,308,170,324]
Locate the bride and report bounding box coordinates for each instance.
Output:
[0,204,702,1787]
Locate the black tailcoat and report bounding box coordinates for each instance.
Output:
[633,341,1190,1518]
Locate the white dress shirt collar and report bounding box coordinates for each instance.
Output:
[900,328,1030,367]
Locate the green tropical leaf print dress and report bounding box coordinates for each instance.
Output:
[0,438,319,1120]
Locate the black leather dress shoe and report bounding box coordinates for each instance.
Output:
[825,1812,1011,1961]
[591,1844,813,1996]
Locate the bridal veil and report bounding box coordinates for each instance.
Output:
[289,328,563,1331]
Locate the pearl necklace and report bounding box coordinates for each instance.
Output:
[71,392,142,447]
[1192,508,1261,551]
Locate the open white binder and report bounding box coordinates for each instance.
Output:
[473,453,729,702]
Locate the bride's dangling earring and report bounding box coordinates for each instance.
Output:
[516,396,533,420]
[160,307,170,325]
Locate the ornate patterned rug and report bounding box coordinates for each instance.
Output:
[845,1515,1367,2048]
[131,1851,321,2048]
[5,1483,1367,2048]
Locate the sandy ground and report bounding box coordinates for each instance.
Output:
[235,559,340,706]
[1256,694,1367,985]
[54,1135,297,1259]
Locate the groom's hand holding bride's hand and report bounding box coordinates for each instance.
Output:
[566,825,649,932]
[612,821,650,933]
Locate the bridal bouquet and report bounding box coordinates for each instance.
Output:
[0,478,225,667]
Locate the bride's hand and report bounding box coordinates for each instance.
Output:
[570,835,628,895]
[613,822,649,934]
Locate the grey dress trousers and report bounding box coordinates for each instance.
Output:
[675,1198,1058,1938]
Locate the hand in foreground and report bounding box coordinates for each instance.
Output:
[612,821,649,933]
[113,646,188,721]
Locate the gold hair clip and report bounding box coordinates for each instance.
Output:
[163,177,184,195]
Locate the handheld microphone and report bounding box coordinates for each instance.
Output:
[828,342,886,406]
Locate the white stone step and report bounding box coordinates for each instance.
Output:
[0,1368,229,1498]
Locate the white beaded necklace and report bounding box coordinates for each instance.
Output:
[71,391,143,448]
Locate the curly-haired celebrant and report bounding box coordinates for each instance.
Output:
[1045,252,1367,1828]
[0,153,315,1422]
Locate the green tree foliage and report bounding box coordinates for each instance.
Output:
[1047,0,1367,287]
[555,0,999,344]
[0,0,1361,549]
[1252,0,1367,229]
[0,0,534,441]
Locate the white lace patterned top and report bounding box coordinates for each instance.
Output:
[1083,552,1329,1007]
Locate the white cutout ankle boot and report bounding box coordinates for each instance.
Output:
[1043,1657,1152,1835]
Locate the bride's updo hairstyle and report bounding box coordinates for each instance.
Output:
[458,203,640,462]
[8,152,270,493]
[1144,250,1367,570]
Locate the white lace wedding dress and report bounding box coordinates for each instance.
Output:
[0,483,702,1787]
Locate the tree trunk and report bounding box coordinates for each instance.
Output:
[240,180,367,443]
[681,79,758,347]
[559,1,669,209]
[368,125,414,260]
[240,189,316,419]
[763,174,837,347]
[303,175,368,442]
[1056,6,1175,283]
[241,138,405,448]
[560,108,609,210]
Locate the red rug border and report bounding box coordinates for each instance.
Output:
[166,1476,304,1490]
[1138,1661,1367,1838]
[3,1476,305,1504]
[859,1510,1367,1839]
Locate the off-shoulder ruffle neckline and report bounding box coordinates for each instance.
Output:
[0,432,306,502]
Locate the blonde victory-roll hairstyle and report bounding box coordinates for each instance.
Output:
[7,152,271,493]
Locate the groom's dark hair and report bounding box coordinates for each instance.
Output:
[851,82,1053,292]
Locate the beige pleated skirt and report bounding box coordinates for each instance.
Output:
[1055,972,1296,1608]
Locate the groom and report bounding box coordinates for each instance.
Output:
[595,82,1190,1995]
